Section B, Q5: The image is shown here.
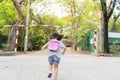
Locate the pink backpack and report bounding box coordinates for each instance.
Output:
[48,39,60,51]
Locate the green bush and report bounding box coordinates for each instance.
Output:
[110,40,119,53]
[28,27,49,50]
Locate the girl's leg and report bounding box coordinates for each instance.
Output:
[48,64,53,78]
[53,64,59,80]
[49,64,53,73]
[53,56,60,80]
[48,56,53,78]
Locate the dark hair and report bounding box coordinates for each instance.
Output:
[57,34,63,41]
[50,32,59,39]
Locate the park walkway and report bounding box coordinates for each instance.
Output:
[0,48,120,80]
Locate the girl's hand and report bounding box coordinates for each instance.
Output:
[62,52,65,55]
[41,46,44,50]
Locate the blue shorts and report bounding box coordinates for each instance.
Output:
[48,55,60,64]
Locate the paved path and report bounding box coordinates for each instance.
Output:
[0,49,120,80]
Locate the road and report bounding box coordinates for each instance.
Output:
[0,49,120,80]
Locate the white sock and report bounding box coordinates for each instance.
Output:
[49,70,52,73]
[53,77,57,80]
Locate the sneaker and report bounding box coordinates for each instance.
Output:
[48,73,52,78]
[52,78,58,80]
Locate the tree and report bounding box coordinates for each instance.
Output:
[0,0,21,51]
[58,0,100,50]
[7,0,34,51]
[0,0,17,27]
[109,0,120,31]
[5,0,25,51]
[114,18,120,32]
[100,0,117,53]
[57,0,80,49]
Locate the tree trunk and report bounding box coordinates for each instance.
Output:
[75,45,77,50]
[12,0,24,19]
[100,0,116,53]
[6,0,25,51]
[103,19,109,53]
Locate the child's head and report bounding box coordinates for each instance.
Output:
[57,34,64,41]
[50,32,59,39]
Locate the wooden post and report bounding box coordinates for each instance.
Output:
[24,0,30,54]
[14,27,20,52]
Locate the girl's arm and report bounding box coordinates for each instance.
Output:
[62,47,66,55]
[41,42,49,49]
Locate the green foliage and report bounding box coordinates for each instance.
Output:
[0,0,17,27]
[17,27,25,51]
[0,27,11,36]
[0,27,11,45]
[114,19,120,32]
[33,14,65,26]
[0,0,104,51]
[33,14,65,38]
[0,27,11,49]
[61,0,99,49]
[0,31,2,49]
[28,27,49,50]
[109,18,120,32]
[62,27,90,48]
[78,0,100,29]
[17,27,50,51]
[76,29,89,47]
[110,40,119,53]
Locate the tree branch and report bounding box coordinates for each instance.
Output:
[100,0,107,19]
[109,12,120,31]
[107,0,113,12]
[107,0,116,19]
[12,0,24,20]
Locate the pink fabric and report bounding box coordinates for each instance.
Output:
[48,39,60,51]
